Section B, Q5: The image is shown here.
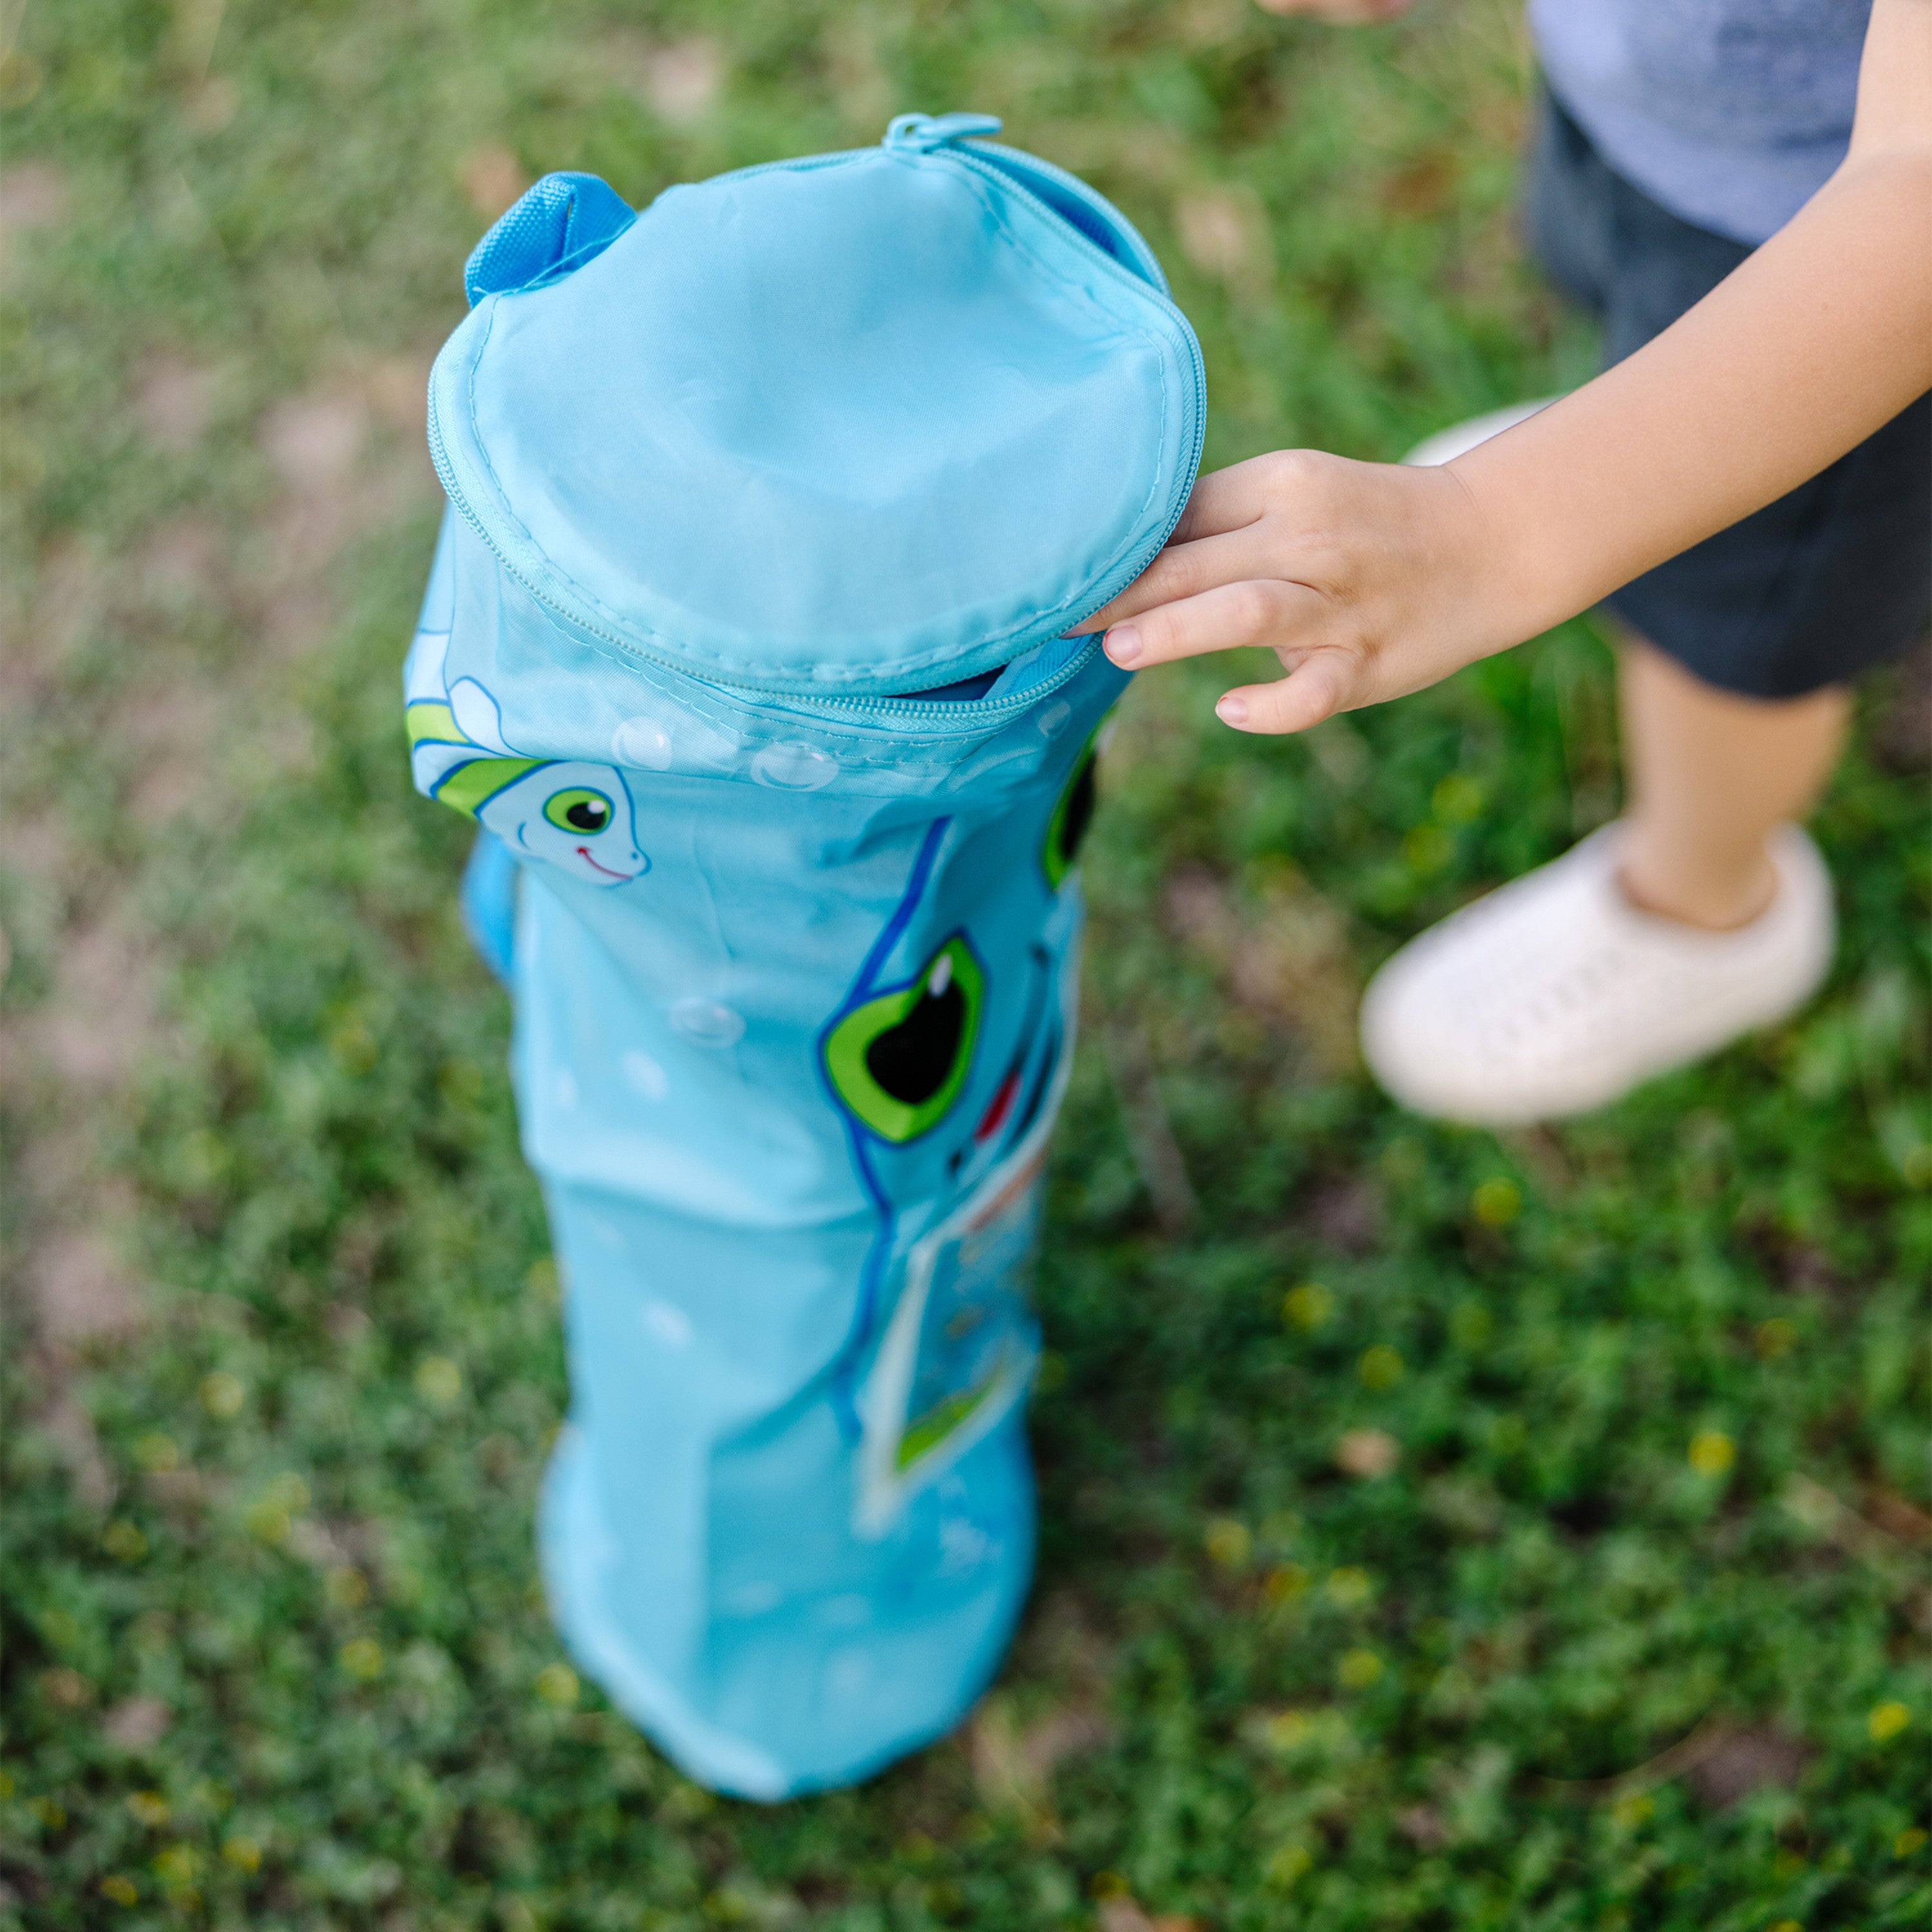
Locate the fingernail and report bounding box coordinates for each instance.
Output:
[1216,694,1247,726]
[1103,625,1141,666]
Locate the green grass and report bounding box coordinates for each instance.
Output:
[3,1,1927,1926]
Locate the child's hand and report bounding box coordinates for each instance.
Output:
[1077,450,1520,735]
[1104,0,1931,737]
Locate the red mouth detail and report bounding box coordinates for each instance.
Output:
[974,1068,1020,1142]
[576,845,635,881]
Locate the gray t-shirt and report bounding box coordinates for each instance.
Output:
[1528,0,1870,245]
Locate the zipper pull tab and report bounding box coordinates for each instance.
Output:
[884,111,1004,152]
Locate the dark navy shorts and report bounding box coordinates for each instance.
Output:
[1526,90,1931,699]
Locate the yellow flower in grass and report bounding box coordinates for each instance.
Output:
[1204,1518,1251,1571]
[1432,773,1484,825]
[1868,1700,1910,1745]
[1687,1430,1735,1477]
[414,1356,463,1406]
[337,1637,384,1681]
[152,1843,199,1888]
[1265,1709,1311,1750]
[99,1875,138,1905]
[325,1566,370,1610]
[1282,1282,1333,1332]
[244,1471,312,1546]
[222,1835,263,1872]
[245,1500,292,1545]
[1358,1345,1403,1391]
[1337,1647,1383,1690]
[1266,1843,1312,1887]
[1263,1562,1309,1606]
[1471,1177,1521,1227]
[1403,824,1451,874]
[535,1663,579,1708]
[199,1371,245,1419]
[102,1520,147,1563]
[1323,1566,1373,1610]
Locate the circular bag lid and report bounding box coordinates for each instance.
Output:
[427,116,1205,700]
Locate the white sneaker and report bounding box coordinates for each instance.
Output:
[1359,824,1835,1126]
[1403,397,1560,469]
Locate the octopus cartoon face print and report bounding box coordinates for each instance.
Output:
[404,625,648,889]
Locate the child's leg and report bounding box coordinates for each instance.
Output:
[1616,631,1851,931]
[1354,86,1924,1127]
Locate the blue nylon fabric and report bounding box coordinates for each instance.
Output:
[462,170,636,306]
[428,129,1202,696]
[459,831,518,987]
[405,117,1202,1797]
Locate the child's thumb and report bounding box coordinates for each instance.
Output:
[1214,656,1351,734]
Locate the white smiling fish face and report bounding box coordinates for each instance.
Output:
[467,758,647,886]
[404,658,649,889]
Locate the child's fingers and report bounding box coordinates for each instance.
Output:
[1167,460,1276,545]
[1214,656,1353,735]
[1070,457,1310,636]
[1100,576,1321,668]
[1075,526,1285,634]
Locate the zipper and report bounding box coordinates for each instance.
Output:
[427,400,1109,733]
[708,121,1211,672]
[426,126,1208,731]
[958,145,1168,293]
[726,633,1101,726]
[936,141,1208,632]
[429,400,1106,734]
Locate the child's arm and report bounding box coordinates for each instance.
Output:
[1084,0,1932,733]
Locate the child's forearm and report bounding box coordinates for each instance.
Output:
[1085,0,1931,734]
[1461,126,1932,649]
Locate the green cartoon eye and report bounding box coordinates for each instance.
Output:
[824,936,985,1142]
[544,787,614,835]
[1042,734,1100,889]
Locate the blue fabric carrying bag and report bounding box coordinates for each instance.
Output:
[405,113,1204,1797]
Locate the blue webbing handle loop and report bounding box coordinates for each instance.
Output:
[464,171,636,307]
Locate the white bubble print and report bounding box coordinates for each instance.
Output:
[669,998,746,1047]
[612,715,675,770]
[621,1050,669,1099]
[639,1300,694,1347]
[750,741,838,791]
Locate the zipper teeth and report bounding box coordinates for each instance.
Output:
[431,421,1101,731]
[940,145,1210,639]
[733,635,1101,723]
[430,424,1110,730]
[866,140,1208,659]
[718,137,1163,294]
[428,141,1208,730]
[965,140,1168,292]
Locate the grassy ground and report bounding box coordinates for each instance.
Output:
[2,1,1927,1926]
